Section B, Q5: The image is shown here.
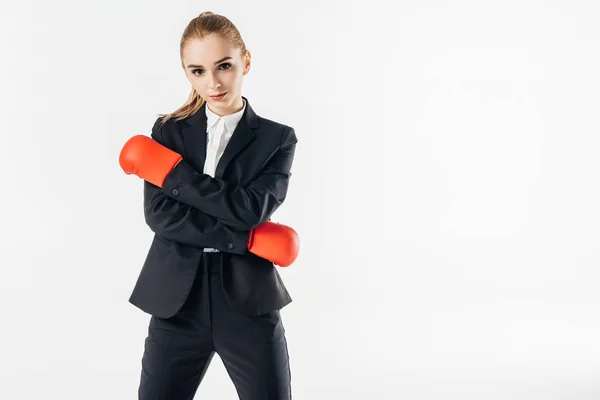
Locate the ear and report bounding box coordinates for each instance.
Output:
[243,50,251,75]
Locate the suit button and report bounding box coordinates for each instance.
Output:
[172,188,179,196]
[228,243,234,250]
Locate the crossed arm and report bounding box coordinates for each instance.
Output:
[143,118,297,252]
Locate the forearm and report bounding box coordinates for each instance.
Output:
[162,162,286,231]
[161,127,297,231]
[144,180,251,254]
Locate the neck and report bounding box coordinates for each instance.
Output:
[208,96,245,117]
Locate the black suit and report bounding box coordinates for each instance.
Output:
[129,97,297,399]
[129,96,296,318]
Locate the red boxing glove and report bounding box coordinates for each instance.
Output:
[119,135,182,187]
[248,221,299,267]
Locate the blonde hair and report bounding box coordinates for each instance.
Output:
[158,11,248,125]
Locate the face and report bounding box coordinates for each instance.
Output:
[181,33,251,116]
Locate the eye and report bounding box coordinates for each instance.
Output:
[191,63,232,76]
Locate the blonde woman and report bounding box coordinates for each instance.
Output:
[119,11,299,400]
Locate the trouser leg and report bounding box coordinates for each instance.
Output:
[137,253,215,400]
[209,257,292,400]
[138,316,215,400]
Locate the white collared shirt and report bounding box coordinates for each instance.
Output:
[204,99,246,177]
[203,98,246,251]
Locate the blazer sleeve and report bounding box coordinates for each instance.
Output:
[143,180,250,254]
[142,118,252,255]
[160,126,298,231]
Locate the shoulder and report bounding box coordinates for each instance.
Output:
[151,115,174,132]
[256,115,298,146]
[150,115,180,142]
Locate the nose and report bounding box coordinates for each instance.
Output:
[207,72,221,90]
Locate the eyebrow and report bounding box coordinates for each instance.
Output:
[186,56,233,69]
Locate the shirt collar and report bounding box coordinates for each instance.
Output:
[205,98,246,133]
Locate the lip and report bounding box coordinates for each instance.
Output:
[210,92,227,98]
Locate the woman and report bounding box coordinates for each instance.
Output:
[119,11,299,400]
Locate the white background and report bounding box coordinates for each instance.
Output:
[2,1,600,399]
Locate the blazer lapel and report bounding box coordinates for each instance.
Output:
[180,101,208,173]
[180,96,259,180]
[215,116,256,179]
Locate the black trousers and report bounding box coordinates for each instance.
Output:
[137,252,292,399]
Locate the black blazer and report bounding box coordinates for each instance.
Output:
[128,96,297,317]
